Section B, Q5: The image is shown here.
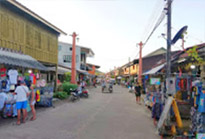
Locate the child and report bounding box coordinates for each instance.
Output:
[29,85,36,121]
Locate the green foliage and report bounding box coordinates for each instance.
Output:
[57,85,63,91]
[64,72,71,82]
[111,75,115,78]
[121,78,125,81]
[53,91,68,99]
[62,82,78,94]
[187,46,203,63]
[86,80,91,86]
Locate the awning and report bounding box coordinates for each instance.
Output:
[0,49,47,71]
[143,64,165,75]
[77,69,89,75]
[48,66,71,74]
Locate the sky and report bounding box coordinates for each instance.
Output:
[17,0,205,72]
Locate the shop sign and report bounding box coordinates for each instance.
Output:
[196,133,205,139]
[150,78,160,85]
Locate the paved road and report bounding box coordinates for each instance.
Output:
[0,85,159,139]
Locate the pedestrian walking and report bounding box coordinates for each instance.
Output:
[14,80,30,125]
[135,82,142,104]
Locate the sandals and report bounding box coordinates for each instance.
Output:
[13,121,21,126]
[30,117,36,121]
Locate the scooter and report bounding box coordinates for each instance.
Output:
[79,88,89,98]
[69,89,80,102]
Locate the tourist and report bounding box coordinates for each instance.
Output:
[135,82,142,104]
[14,80,30,125]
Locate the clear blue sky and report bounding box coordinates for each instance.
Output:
[17,0,205,72]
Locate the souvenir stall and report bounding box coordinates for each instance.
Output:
[190,82,205,135]
[0,51,53,119]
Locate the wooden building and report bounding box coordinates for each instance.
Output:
[0,0,66,66]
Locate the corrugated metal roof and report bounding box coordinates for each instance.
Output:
[0,49,47,71]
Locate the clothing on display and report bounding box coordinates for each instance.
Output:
[0,93,8,110]
[197,86,205,113]
[152,103,163,120]
[8,69,18,85]
[0,68,6,78]
[190,107,205,134]
[0,79,10,92]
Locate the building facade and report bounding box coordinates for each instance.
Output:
[0,0,66,66]
[58,42,81,70]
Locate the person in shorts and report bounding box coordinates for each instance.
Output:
[29,84,36,121]
[135,82,142,104]
[14,80,30,125]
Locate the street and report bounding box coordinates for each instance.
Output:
[0,85,159,139]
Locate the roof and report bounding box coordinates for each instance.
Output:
[59,41,94,57]
[145,47,166,57]
[143,64,165,75]
[6,0,67,35]
[80,46,95,57]
[0,48,47,70]
[87,63,100,69]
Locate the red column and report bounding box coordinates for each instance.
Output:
[71,32,77,84]
[138,41,143,84]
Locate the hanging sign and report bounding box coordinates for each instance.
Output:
[150,78,161,85]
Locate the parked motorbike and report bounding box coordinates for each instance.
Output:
[79,88,89,98]
[69,89,80,102]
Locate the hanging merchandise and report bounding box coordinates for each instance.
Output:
[0,67,6,78]
[0,93,8,110]
[197,86,205,113]
[0,79,10,92]
[30,73,36,85]
[18,73,24,81]
[176,77,181,92]
[36,89,41,102]
[30,73,35,83]
[36,73,40,79]
[8,69,18,85]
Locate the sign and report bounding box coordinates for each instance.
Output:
[150,78,161,85]
[157,97,173,130]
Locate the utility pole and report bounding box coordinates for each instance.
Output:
[138,41,143,84]
[71,32,78,84]
[129,57,131,77]
[166,0,172,95]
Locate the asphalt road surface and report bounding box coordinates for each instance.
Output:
[0,85,159,139]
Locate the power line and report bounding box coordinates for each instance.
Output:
[134,0,174,60]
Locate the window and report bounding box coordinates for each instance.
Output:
[63,55,79,63]
[63,55,72,63]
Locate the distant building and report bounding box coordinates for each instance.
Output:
[58,42,81,70]
[58,41,95,77]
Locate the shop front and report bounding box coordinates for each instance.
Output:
[0,49,54,118]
